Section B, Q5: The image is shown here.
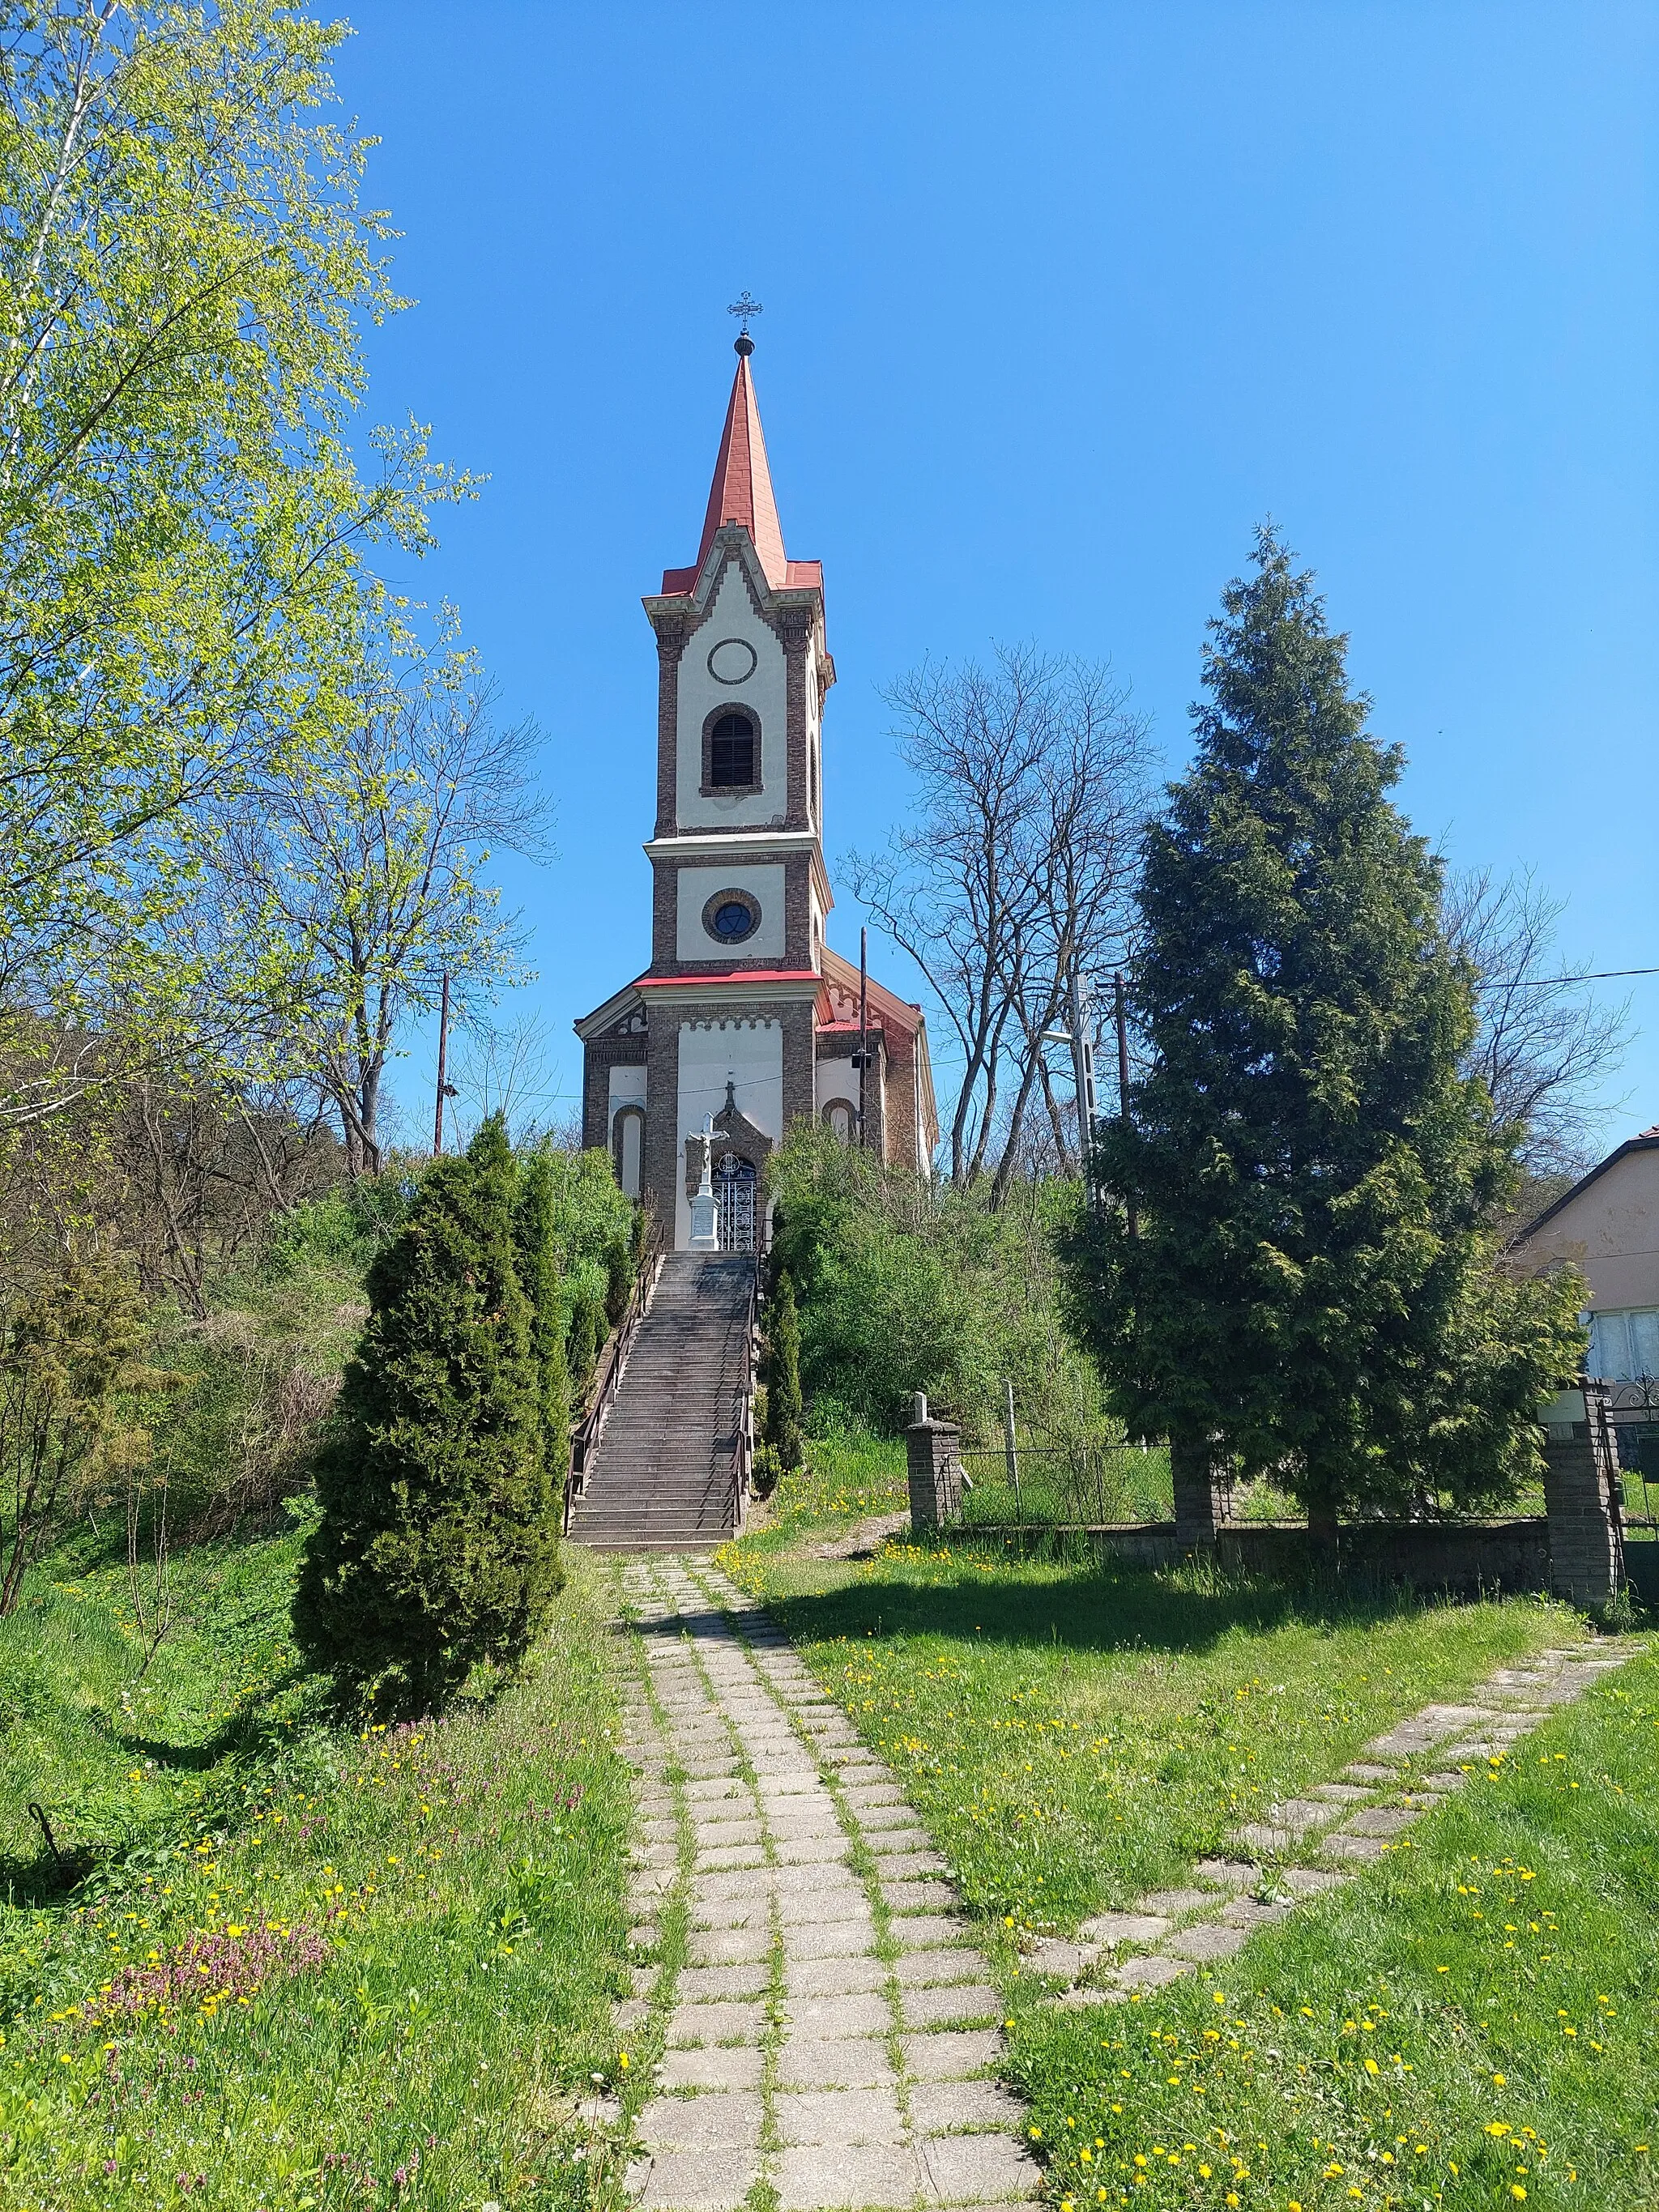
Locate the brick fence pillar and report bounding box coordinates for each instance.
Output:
[1171,1434,1225,1548]
[1543,1379,1623,1610]
[906,1398,962,1532]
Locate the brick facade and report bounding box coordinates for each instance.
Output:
[573,347,938,1248]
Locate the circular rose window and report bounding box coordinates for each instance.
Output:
[707,637,759,685]
[703,889,761,944]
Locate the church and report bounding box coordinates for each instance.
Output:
[575,335,938,1251]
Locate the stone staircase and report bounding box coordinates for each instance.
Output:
[568,1252,756,1551]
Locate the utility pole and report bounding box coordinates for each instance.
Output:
[853,926,871,1149]
[433,973,455,1157]
[1046,963,1102,1210]
[1068,966,1101,1213]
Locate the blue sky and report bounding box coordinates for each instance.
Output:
[332,2,1658,1154]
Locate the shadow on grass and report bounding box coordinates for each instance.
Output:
[758,1532,1493,1660]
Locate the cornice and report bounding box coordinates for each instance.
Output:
[644,829,834,912]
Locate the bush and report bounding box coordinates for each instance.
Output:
[514,1152,572,1484]
[764,1270,804,1473]
[292,1116,562,1713]
[766,1127,1107,1443]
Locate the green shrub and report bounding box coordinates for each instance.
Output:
[766,1127,1107,1443]
[292,1115,561,1713]
[764,1269,804,1473]
[514,1151,572,1484]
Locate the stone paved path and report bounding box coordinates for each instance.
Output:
[616,1555,1039,2212]
[1024,1635,1640,2002]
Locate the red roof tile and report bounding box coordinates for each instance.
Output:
[658,354,819,598]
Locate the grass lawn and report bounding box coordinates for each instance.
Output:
[1009,1647,1659,2212]
[0,1511,633,2212]
[725,1443,1652,2207]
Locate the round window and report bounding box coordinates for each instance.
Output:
[703,889,761,945]
[707,637,759,684]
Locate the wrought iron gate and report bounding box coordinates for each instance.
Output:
[714,1153,757,1252]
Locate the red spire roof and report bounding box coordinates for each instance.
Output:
[659,349,822,598]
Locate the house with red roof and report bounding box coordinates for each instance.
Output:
[574,336,938,1249]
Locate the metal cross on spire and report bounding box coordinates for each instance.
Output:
[727,291,763,357]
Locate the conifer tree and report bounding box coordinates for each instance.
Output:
[514,1150,573,1492]
[294,1115,561,1710]
[766,1271,805,1475]
[1073,529,1582,1536]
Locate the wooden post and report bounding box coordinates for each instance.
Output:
[1004,1379,1023,1524]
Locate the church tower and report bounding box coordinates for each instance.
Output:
[575,335,937,1249]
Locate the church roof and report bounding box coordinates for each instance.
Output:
[659,350,822,597]
[817,945,925,1038]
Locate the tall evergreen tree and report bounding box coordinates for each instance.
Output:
[514,1149,573,1489]
[1072,529,1582,1537]
[765,1270,805,1475]
[294,1115,561,1710]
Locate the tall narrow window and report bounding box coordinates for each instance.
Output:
[709,711,757,788]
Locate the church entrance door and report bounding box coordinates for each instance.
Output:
[714,1153,757,1253]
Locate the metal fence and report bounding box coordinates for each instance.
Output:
[956,1442,1174,1528]
[1604,1377,1659,1540]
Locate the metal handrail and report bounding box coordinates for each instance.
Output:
[731,1259,761,1535]
[563,1231,664,1535]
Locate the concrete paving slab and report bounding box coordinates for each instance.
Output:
[1079,1912,1172,1946]
[901,2030,1005,2081]
[694,1844,768,1871]
[776,2142,923,2210]
[921,2132,1042,2202]
[632,2142,759,2212]
[1343,1805,1420,1835]
[775,2035,897,2089]
[890,1914,967,1947]
[638,2088,763,2152]
[786,1953,889,1998]
[1165,1920,1251,1962]
[674,1963,771,2001]
[902,1983,1002,2027]
[688,1926,774,1967]
[774,1836,854,1865]
[1140,1887,1223,1915]
[776,1888,872,1926]
[909,2080,1026,2133]
[775,2085,906,2146]
[881,1880,962,1912]
[1192,1860,1258,1890]
[664,2001,768,2046]
[783,1920,881,1961]
[894,1947,985,1988]
[1113,1954,1192,1989]
[657,2044,765,2092]
[1321,1832,1388,1862]
[784,1991,893,2039]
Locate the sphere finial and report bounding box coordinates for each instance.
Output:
[727,291,762,356]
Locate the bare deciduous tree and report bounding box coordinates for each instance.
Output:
[206,654,552,1175]
[1445,866,1631,1178]
[849,645,1154,1193]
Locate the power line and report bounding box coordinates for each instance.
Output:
[1503,966,1659,987]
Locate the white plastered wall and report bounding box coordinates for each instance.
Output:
[607,1064,647,1200]
[676,562,787,830]
[816,1050,856,1119]
[673,1018,783,1247]
[676,863,786,963]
